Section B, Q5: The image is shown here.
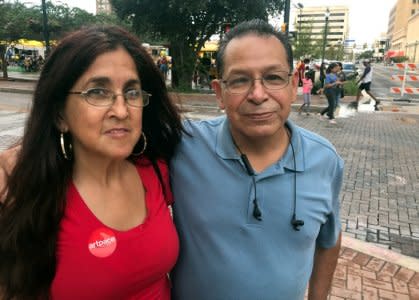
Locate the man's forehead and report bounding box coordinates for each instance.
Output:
[223,35,289,74]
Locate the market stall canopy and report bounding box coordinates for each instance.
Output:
[200,41,218,52]
[385,50,405,58]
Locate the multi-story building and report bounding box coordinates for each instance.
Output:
[96,0,112,15]
[292,6,349,47]
[387,0,419,62]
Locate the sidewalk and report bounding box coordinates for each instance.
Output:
[1,79,419,299]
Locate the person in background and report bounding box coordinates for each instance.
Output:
[319,62,326,89]
[0,25,183,299]
[355,59,379,111]
[170,19,344,300]
[158,55,169,81]
[298,70,313,115]
[335,62,346,114]
[319,62,341,124]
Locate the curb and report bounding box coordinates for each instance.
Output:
[0,88,33,95]
[342,234,419,272]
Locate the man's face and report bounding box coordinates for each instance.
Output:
[212,34,298,142]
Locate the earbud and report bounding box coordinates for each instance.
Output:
[291,214,304,231]
[253,199,262,221]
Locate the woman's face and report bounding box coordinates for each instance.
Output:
[59,47,144,162]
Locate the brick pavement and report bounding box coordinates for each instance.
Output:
[1,80,419,298]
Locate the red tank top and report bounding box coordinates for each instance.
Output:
[50,159,178,299]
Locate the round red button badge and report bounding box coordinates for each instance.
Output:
[88,228,117,258]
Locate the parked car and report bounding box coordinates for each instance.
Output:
[341,62,359,80]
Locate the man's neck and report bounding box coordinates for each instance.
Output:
[231,127,290,173]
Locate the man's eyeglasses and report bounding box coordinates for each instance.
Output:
[222,71,293,95]
[68,88,151,107]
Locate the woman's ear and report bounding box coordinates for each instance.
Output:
[55,114,68,133]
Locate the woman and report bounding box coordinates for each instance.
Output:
[0,25,183,299]
[319,62,341,124]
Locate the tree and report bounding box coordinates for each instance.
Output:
[0,2,37,78]
[358,50,374,60]
[293,20,315,60]
[110,0,285,89]
[0,1,128,79]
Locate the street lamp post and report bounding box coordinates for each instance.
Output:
[320,8,330,66]
[41,0,51,58]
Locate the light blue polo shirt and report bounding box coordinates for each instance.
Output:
[170,116,344,300]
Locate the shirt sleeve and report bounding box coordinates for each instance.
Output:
[316,156,344,248]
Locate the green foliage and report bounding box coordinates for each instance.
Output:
[343,79,359,96]
[391,56,409,63]
[110,0,286,89]
[293,21,316,59]
[358,50,374,60]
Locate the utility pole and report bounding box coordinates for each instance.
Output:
[41,0,51,57]
[283,0,290,35]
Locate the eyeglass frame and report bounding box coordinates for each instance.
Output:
[221,71,294,95]
[68,87,151,107]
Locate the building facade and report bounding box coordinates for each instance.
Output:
[292,6,349,47]
[387,0,419,62]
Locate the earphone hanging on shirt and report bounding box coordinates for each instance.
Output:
[233,130,304,231]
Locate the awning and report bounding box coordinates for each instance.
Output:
[200,41,218,52]
[385,50,405,58]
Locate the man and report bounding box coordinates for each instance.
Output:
[170,19,344,300]
[355,59,380,111]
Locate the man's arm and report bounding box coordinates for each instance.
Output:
[308,232,342,300]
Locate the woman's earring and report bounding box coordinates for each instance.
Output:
[132,132,147,156]
[60,132,73,160]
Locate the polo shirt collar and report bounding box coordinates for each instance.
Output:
[215,117,305,172]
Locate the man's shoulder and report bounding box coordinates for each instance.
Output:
[182,116,225,135]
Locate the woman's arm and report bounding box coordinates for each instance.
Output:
[0,146,20,201]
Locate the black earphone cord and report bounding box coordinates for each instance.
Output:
[236,130,304,231]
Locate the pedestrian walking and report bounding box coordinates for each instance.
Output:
[354,59,380,111]
[319,62,341,124]
[335,62,346,108]
[298,70,313,115]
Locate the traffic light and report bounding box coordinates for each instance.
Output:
[281,23,287,33]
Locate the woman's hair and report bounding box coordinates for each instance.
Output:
[0,25,183,299]
[326,62,338,74]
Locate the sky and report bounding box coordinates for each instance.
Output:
[24,0,397,45]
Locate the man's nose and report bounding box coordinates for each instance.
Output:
[248,79,268,102]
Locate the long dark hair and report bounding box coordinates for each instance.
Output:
[0,25,183,299]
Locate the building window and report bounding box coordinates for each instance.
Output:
[412,9,416,15]
[413,0,416,4]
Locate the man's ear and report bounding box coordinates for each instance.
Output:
[290,71,299,103]
[211,79,225,110]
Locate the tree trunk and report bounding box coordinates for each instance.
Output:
[169,40,195,89]
[0,46,8,79]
